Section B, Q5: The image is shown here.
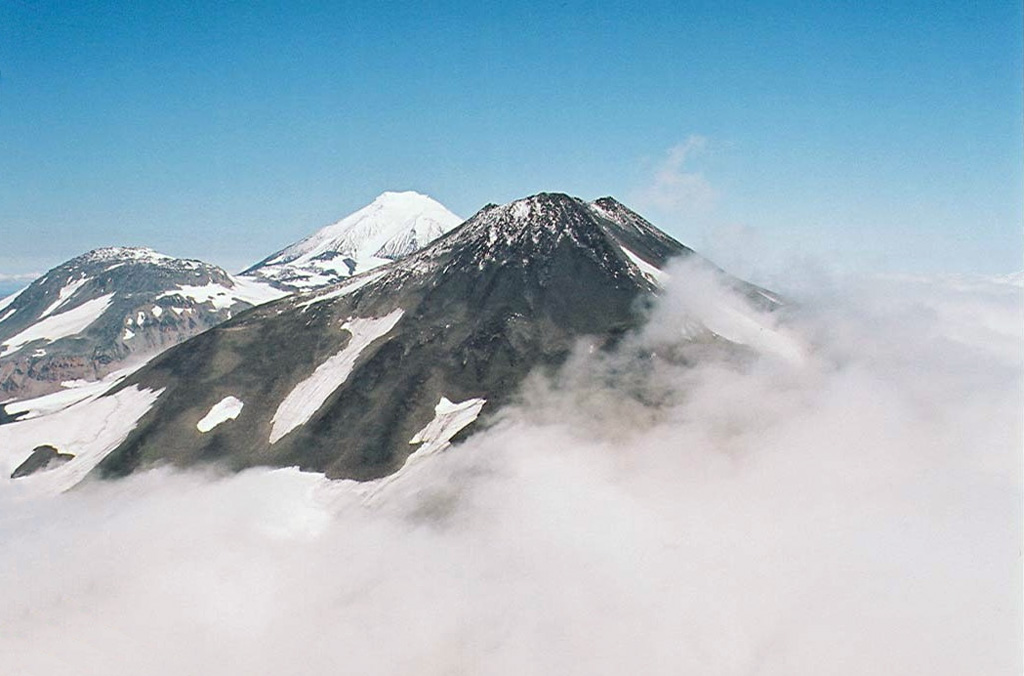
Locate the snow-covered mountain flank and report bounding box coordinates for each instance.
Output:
[0,247,285,399]
[242,191,462,290]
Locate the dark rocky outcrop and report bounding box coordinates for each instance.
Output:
[10,445,75,478]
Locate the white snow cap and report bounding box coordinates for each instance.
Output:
[278,191,461,264]
[247,191,462,289]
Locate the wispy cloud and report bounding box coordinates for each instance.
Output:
[0,272,40,283]
[633,135,718,216]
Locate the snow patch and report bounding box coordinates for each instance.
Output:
[226,275,290,305]
[158,277,287,310]
[196,396,244,433]
[661,264,805,365]
[621,246,668,286]
[703,304,804,363]
[3,362,150,421]
[269,309,404,444]
[409,396,487,456]
[0,384,164,494]
[81,247,175,265]
[0,294,115,357]
[341,395,487,503]
[38,276,90,319]
[512,200,532,221]
[158,284,235,310]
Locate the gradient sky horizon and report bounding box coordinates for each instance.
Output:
[1,1,1021,284]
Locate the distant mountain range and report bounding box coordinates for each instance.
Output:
[0,191,787,490]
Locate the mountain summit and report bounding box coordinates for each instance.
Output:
[391,192,693,287]
[242,191,462,290]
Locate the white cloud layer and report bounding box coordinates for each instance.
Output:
[0,264,1020,675]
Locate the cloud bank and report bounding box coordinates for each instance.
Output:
[0,263,1020,675]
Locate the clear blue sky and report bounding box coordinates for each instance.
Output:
[1,0,1020,282]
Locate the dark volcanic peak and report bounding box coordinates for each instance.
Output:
[445,192,605,249]
[361,192,690,287]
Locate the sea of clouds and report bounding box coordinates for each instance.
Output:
[0,261,1020,675]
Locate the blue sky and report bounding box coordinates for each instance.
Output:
[0,0,1020,284]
